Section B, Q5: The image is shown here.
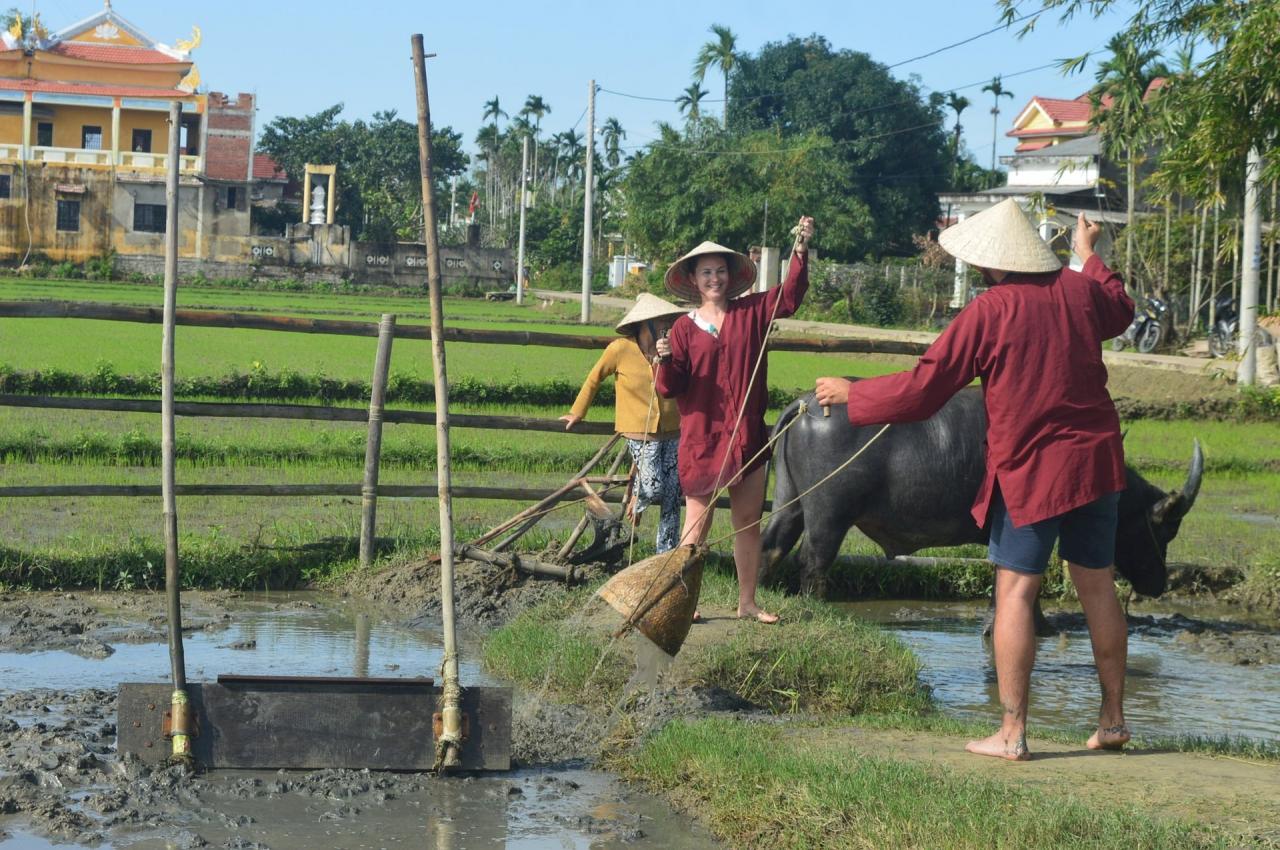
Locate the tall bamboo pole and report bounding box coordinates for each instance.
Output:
[359,314,396,569]
[1238,148,1263,385]
[411,34,463,772]
[161,100,192,763]
[1209,182,1221,328]
[1269,180,1277,313]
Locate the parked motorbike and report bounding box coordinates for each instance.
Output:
[1112,295,1170,354]
[1208,295,1238,358]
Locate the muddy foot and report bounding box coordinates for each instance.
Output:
[1087,724,1131,751]
[736,607,779,625]
[965,730,1030,761]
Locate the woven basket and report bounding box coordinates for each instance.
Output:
[597,545,704,657]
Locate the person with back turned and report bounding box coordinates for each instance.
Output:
[814,200,1134,760]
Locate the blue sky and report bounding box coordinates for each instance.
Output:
[46,0,1134,168]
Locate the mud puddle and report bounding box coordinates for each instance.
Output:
[0,592,720,849]
[840,599,1280,741]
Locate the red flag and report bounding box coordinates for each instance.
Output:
[468,191,479,216]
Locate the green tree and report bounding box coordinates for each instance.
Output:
[980,76,1014,181]
[693,24,737,125]
[945,92,971,183]
[726,35,951,257]
[257,105,467,242]
[1087,33,1169,285]
[521,94,552,185]
[601,117,626,168]
[676,84,710,122]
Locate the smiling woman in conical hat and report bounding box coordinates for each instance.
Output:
[814,203,1143,763]
[653,216,816,625]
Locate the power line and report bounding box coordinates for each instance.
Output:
[885,11,1037,69]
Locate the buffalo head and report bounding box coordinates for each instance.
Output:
[1114,439,1203,597]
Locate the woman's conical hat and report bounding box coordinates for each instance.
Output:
[664,241,756,302]
[615,293,687,335]
[938,198,1061,274]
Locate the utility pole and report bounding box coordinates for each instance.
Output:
[581,79,596,324]
[448,176,457,231]
[1239,147,1262,386]
[516,135,529,306]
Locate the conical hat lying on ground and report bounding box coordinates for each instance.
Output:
[939,198,1061,274]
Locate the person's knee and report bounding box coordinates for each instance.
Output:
[1068,562,1117,596]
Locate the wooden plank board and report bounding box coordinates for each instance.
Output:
[118,679,511,771]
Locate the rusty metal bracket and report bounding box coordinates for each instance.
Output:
[433,711,470,742]
[161,703,200,739]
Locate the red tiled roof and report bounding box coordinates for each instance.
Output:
[1034,96,1093,124]
[47,42,187,65]
[1014,140,1052,152]
[252,154,287,182]
[0,78,191,98]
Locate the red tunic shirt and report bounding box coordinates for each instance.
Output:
[657,253,809,496]
[846,254,1134,528]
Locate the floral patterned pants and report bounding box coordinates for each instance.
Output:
[626,437,682,553]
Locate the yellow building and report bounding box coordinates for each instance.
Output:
[0,3,254,265]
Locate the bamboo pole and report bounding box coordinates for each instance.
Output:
[1269,180,1277,313]
[455,544,573,580]
[359,314,396,569]
[0,482,657,500]
[160,100,192,764]
[411,34,464,773]
[0,302,936,356]
[0,395,616,435]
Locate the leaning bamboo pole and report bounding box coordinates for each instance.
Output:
[412,34,463,773]
[160,101,192,764]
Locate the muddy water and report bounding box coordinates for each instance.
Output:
[0,593,720,849]
[842,600,1280,741]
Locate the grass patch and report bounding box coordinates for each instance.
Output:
[619,716,1229,850]
[480,585,630,707]
[688,566,929,715]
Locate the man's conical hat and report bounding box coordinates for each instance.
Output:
[939,198,1061,274]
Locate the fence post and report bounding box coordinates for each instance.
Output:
[359,313,396,569]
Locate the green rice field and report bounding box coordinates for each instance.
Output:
[1,276,1276,606]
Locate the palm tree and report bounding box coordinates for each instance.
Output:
[945,92,970,181]
[676,84,709,122]
[1089,33,1169,286]
[601,117,626,169]
[981,76,1014,183]
[481,97,506,228]
[521,94,551,185]
[693,24,737,126]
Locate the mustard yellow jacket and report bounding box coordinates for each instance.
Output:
[570,338,680,438]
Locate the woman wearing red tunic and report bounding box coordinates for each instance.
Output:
[815,201,1134,761]
[656,216,814,624]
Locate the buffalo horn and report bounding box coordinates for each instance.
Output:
[1151,439,1204,524]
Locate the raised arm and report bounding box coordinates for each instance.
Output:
[562,341,621,429]
[1074,212,1134,339]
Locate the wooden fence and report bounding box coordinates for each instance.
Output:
[1,299,836,565]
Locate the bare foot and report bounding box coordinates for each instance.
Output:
[737,607,780,625]
[965,730,1031,762]
[692,610,702,623]
[1087,724,1131,751]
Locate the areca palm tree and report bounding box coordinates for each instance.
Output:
[480,97,506,227]
[601,117,626,168]
[521,94,551,185]
[1089,33,1169,286]
[676,84,709,122]
[693,24,737,126]
[981,76,1014,182]
[945,92,970,182]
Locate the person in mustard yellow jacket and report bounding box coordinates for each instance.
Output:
[561,294,685,552]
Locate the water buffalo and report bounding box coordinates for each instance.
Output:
[760,386,1203,599]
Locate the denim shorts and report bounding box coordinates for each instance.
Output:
[988,491,1120,574]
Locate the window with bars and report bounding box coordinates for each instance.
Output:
[134,203,166,233]
[56,199,80,232]
[0,174,10,199]
[81,126,103,150]
[36,123,53,147]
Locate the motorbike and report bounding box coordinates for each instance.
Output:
[1208,295,1238,358]
[1112,295,1171,354]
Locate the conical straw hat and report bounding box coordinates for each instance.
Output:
[938,198,1061,274]
[597,545,704,657]
[615,293,687,335]
[664,241,756,303]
